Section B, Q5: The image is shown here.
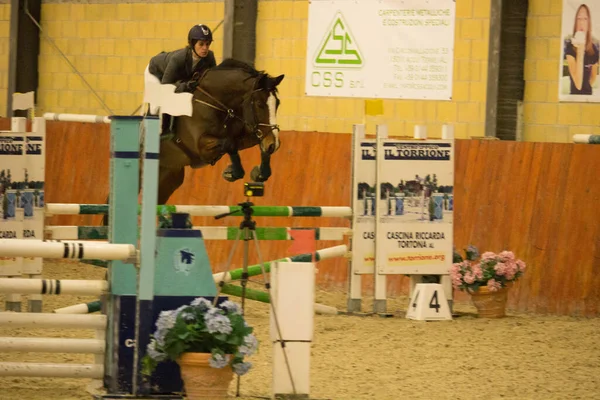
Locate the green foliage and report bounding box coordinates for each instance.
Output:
[141,298,258,377]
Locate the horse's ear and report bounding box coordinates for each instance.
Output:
[260,74,285,90]
[272,74,285,86]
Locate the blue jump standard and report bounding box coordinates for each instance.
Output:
[96,116,227,398]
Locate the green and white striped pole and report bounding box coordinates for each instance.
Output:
[45,204,353,218]
[212,244,348,283]
[54,300,101,314]
[573,134,600,144]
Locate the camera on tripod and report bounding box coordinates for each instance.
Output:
[244,182,264,197]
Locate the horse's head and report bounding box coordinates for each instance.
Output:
[191,59,285,155]
[243,72,284,154]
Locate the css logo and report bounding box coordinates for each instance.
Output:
[311,71,344,88]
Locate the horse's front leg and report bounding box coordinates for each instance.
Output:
[222,151,245,182]
[250,151,272,182]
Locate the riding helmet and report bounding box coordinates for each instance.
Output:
[188,24,213,46]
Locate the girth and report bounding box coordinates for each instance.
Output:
[173,134,224,166]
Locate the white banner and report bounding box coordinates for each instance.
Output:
[374,140,454,275]
[306,0,456,100]
[559,0,600,102]
[351,135,454,275]
[0,119,45,277]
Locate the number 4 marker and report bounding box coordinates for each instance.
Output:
[406,283,452,321]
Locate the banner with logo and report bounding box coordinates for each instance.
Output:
[559,0,600,102]
[306,0,456,100]
[351,134,454,276]
[0,121,45,278]
[374,140,454,275]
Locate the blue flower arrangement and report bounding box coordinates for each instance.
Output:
[141,297,258,377]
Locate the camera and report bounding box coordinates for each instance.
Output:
[244,182,264,197]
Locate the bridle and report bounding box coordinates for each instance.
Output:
[169,72,280,167]
[192,74,280,140]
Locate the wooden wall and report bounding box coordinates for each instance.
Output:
[455,140,600,317]
[5,118,599,316]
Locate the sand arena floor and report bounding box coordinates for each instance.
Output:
[0,260,598,400]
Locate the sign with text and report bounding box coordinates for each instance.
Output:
[0,122,45,277]
[352,137,454,275]
[306,0,456,100]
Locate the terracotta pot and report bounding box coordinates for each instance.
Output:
[469,285,509,318]
[177,352,234,400]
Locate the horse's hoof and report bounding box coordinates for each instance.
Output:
[223,165,244,182]
[250,166,270,182]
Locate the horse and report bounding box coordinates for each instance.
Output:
[102,58,284,225]
[156,58,284,204]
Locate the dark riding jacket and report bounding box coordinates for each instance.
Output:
[149,47,217,92]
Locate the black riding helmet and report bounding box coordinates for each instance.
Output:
[188,24,213,47]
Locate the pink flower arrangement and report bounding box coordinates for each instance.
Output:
[450,245,526,293]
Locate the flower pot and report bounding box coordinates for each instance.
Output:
[177,352,234,400]
[469,286,509,318]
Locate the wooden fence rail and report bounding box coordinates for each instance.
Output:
[3,118,598,316]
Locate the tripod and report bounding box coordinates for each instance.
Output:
[213,199,298,398]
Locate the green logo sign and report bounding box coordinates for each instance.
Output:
[314,12,363,69]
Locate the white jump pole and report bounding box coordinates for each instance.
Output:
[270,261,315,398]
[0,312,107,329]
[0,239,136,260]
[44,225,351,241]
[0,337,105,354]
[0,363,104,378]
[43,112,111,124]
[0,278,108,295]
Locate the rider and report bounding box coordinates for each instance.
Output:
[145,24,217,134]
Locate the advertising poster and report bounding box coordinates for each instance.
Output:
[0,120,45,277]
[375,140,454,275]
[22,121,45,276]
[351,138,377,274]
[0,132,26,276]
[352,135,454,276]
[559,0,600,102]
[306,0,456,100]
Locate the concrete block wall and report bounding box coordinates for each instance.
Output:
[36,0,224,116]
[0,0,593,143]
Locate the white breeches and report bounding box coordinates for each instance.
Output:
[143,64,161,115]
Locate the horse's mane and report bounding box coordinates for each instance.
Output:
[214,58,265,77]
[204,58,279,95]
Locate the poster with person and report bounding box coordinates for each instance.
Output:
[559,1,600,102]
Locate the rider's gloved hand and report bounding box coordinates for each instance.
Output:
[186,80,199,91]
[175,80,198,93]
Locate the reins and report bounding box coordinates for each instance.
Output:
[169,69,280,165]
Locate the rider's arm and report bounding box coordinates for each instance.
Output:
[161,49,187,85]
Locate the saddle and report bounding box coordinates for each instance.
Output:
[156,69,242,167]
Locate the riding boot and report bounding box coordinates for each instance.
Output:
[161,113,174,135]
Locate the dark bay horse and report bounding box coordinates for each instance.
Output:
[102,59,284,225]
[156,58,284,204]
